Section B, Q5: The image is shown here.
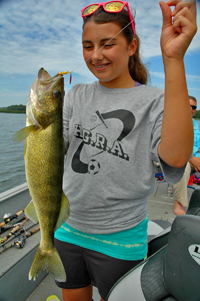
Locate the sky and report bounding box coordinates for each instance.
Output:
[0,0,200,108]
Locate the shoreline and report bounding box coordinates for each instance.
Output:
[0,110,26,114]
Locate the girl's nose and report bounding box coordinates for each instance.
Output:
[91,47,103,62]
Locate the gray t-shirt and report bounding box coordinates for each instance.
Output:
[62,81,185,234]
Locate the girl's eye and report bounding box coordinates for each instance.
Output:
[104,44,114,48]
[83,45,93,49]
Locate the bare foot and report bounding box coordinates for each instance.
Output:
[174,200,186,215]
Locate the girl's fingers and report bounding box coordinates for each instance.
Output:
[173,13,192,34]
[165,0,196,25]
[159,0,197,59]
[162,0,197,35]
[173,6,194,25]
[160,0,196,29]
[171,0,196,18]
[172,3,197,35]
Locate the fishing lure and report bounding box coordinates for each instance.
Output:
[58,71,72,84]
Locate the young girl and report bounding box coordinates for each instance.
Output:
[54,1,197,300]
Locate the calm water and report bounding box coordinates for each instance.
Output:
[0,113,200,194]
[0,113,26,193]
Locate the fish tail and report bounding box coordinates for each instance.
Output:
[29,245,66,282]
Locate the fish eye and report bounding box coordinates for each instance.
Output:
[53,89,61,98]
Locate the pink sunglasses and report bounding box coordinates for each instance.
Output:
[81,1,135,37]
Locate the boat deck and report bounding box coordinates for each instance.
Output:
[0,178,199,301]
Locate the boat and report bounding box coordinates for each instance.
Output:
[0,172,199,301]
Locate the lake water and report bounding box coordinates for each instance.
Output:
[0,113,200,194]
[0,113,26,193]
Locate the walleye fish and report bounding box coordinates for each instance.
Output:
[13,68,70,282]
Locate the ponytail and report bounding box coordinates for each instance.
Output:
[129,34,149,85]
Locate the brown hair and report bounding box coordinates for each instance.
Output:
[82,7,149,85]
[189,95,197,103]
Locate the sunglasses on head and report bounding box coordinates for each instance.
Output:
[190,105,197,110]
[81,1,135,37]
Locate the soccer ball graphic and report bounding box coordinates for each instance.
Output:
[88,159,100,175]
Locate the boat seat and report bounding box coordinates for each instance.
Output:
[106,215,200,301]
[163,215,200,301]
[147,187,200,257]
[187,186,200,216]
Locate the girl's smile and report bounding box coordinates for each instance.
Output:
[93,63,110,71]
[82,21,137,89]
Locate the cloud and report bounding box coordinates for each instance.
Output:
[0,0,87,75]
[150,71,165,79]
[0,0,199,77]
[150,72,200,83]
[186,74,200,82]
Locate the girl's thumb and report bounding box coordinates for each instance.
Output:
[159,1,172,29]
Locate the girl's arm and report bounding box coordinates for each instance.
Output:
[158,0,197,167]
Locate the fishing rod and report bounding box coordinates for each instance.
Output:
[0,225,21,245]
[14,225,40,249]
[0,209,25,228]
[0,218,29,245]
[0,225,40,254]
[25,225,40,238]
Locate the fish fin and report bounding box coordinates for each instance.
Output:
[25,199,39,223]
[29,245,66,282]
[55,192,70,231]
[12,125,36,142]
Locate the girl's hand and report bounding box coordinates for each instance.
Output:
[159,0,197,60]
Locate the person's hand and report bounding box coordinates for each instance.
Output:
[159,0,197,60]
[190,156,200,172]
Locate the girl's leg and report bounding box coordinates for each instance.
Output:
[54,239,92,300]
[85,249,143,301]
[62,284,93,301]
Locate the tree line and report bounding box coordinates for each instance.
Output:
[0,104,26,113]
[194,110,200,119]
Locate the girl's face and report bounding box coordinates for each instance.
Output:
[82,21,137,89]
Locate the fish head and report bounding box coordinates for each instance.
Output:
[26,68,64,128]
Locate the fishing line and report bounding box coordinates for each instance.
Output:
[59,20,134,83]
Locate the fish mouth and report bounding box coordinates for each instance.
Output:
[38,68,64,91]
[38,67,63,79]
[26,68,64,126]
[38,68,51,81]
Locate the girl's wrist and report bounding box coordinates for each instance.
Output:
[162,53,184,66]
[162,55,185,75]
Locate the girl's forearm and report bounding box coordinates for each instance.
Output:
[158,57,193,167]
